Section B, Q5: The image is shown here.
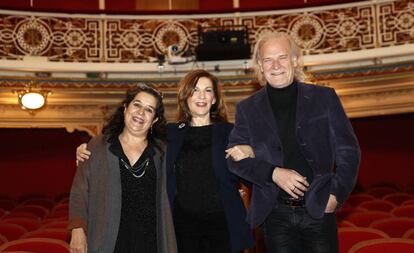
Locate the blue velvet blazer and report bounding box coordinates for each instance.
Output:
[227,82,361,228]
[166,122,254,252]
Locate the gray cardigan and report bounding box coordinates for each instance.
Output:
[69,135,177,253]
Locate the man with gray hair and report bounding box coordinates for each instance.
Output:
[226,32,360,252]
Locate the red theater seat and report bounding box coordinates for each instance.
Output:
[52,204,69,213]
[368,182,400,190]
[45,210,68,220]
[1,218,41,232]
[0,234,8,246]
[20,199,54,211]
[403,228,414,240]
[336,207,367,221]
[0,238,69,253]
[17,195,49,204]
[382,193,414,206]
[349,238,414,253]
[0,223,28,241]
[21,228,70,242]
[366,187,398,199]
[2,212,39,220]
[0,200,15,211]
[346,211,392,227]
[338,220,356,228]
[12,206,49,220]
[1,251,36,253]
[53,194,69,204]
[40,221,68,229]
[370,217,414,238]
[405,185,414,195]
[391,205,414,218]
[359,200,395,212]
[402,199,414,206]
[338,227,389,253]
[346,194,376,207]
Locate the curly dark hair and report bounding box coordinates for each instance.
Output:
[102,84,166,143]
[177,69,228,123]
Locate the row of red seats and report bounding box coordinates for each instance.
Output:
[346,192,414,207]
[0,194,69,212]
[0,237,69,252]
[339,227,414,253]
[337,185,414,252]
[0,195,70,252]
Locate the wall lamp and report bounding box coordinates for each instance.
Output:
[15,81,51,112]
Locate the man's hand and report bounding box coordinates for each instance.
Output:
[324,194,338,213]
[70,228,87,253]
[76,143,91,166]
[272,167,309,198]
[225,145,255,161]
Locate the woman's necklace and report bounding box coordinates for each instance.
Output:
[120,157,150,178]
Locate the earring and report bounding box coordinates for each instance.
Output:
[150,125,153,135]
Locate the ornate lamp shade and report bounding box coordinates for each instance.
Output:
[16,81,51,112]
[19,91,46,110]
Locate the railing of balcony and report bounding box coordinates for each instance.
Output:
[0,0,412,64]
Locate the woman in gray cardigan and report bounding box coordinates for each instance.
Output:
[68,85,176,253]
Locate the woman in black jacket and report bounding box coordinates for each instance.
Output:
[166,69,254,253]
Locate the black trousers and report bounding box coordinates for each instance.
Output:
[173,203,232,253]
[263,204,338,253]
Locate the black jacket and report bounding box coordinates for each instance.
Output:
[166,122,254,252]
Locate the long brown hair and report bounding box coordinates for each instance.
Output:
[177,69,228,123]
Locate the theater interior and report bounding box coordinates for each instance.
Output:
[0,0,413,252]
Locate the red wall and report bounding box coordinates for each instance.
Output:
[0,113,413,200]
[0,128,90,200]
[351,113,414,189]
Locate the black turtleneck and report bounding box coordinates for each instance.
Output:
[266,82,313,198]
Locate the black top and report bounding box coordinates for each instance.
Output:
[266,82,313,199]
[174,125,225,219]
[109,135,157,253]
